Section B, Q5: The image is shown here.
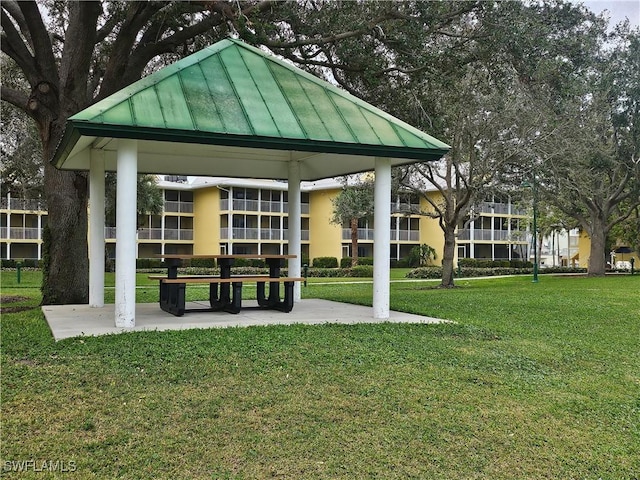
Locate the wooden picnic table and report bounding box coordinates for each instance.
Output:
[151,254,301,316]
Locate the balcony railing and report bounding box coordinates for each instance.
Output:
[163,200,194,213]
[342,228,375,241]
[260,200,283,213]
[473,229,493,241]
[221,227,310,241]
[220,199,310,214]
[0,198,47,211]
[391,230,420,241]
[260,228,282,240]
[457,228,529,243]
[162,229,193,241]
[104,227,193,240]
[391,203,421,215]
[137,228,163,240]
[2,227,42,239]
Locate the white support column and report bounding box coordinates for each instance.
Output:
[37,213,42,260]
[6,193,11,259]
[115,139,138,327]
[373,157,391,319]
[288,160,302,301]
[89,150,106,307]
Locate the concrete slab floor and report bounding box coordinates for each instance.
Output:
[42,299,448,341]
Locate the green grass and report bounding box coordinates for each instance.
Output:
[1,272,639,478]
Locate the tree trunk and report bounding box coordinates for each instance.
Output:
[441,225,457,287]
[41,139,89,305]
[350,217,359,267]
[587,219,607,276]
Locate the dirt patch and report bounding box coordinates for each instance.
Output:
[1,295,29,303]
[0,295,36,314]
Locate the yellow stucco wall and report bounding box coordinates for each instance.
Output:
[418,191,446,266]
[308,188,342,261]
[193,187,221,254]
[577,230,591,268]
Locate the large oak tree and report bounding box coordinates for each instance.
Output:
[2,0,471,304]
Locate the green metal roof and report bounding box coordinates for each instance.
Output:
[53,38,449,180]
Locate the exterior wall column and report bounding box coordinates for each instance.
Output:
[37,212,42,260]
[373,157,391,319]
[288,160,301,301]
[115,139,138,327]
[6,193,10,259]
[89,150,106,307]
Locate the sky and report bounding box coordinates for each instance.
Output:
[579,0,640,28]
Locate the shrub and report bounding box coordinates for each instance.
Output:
[340,257,373,268]
[406,267,443,279]
[189,258,215,268]
[312,257,339,268]
[136,258,164,269]
[229,258,266,268]
[390,258,411,268]
[349,265,374,277]
[457,258,533,269]
[0,259,18,268]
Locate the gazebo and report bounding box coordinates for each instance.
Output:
[52,38,449,328]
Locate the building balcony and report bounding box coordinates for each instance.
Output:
[163,200,194,213]
[221,227,310,241]
[137,228,164,240]
[104,227,193,241]
[391,203,421,215]
[477,201,527,216]
[391,230,420,241]
[1,227,42,240]
[457,228,529,243]
[158,229,193,241]
[341,228,375,241]
[220,199,310,214]
[0,198,47,211]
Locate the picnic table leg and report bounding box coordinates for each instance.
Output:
[208,282,220,309]
[217,258,234,308]
[160,282,186,316]
[256,282,269,306]
[223,281,243,314]
[276,281,295,312]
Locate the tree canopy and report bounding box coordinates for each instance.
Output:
[2,0,638,301]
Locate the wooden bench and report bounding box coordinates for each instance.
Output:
[149,275,304,316]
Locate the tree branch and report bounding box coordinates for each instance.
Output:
[1,11,38,85]
[98,1,164,98]
[59,1,101,109]
[18,1,58,86]
[0,85,30,111]
[2,1,32,50]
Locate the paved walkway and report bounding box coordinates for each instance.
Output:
[42,299,448,341]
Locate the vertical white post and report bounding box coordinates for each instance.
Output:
[37,213,42,260]
[89,150,106,307]
[115,139,138,327]
[288,160,302,301]
[6,193,10,259]
[373,157,391,319]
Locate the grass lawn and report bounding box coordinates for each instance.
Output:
[1,271,639,478]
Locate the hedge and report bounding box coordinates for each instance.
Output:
[457,258,533,268]
[406,266,588,279]
[312,257,339,268]
[340,257,373,268]
[0,259,42,268]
